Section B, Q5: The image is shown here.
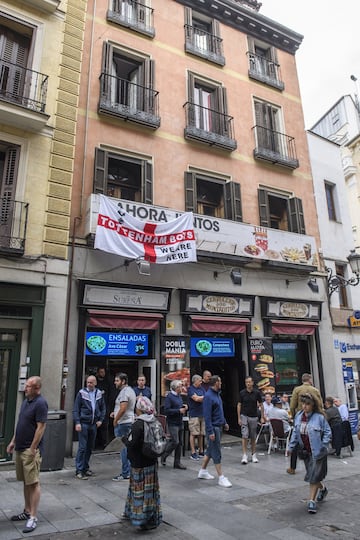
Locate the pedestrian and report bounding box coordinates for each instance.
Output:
[123,396,162,531]
[161,379,188,469]
[111,372,136,481]
[95,367,111,449]
[201,370,212,392]
[6,376,48,534]
[197,375,232,487]
[281,393,290,413]
[324,397,343,457]
[187,374,206,460]
[333,397,349,421]
[133,374,152,400]
[237,376,265,464]
[288,392,331,514]
[287,373,323,475]
[73,375,106,479]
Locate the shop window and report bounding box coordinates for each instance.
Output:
[94,147,153,204]
[324,181,337,221]
[258,188,305,233]
[184,171,242,221]
[335,263,349,308]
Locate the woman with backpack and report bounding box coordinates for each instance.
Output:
[122,396,162,531]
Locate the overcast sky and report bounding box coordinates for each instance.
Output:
[259,0,360,128]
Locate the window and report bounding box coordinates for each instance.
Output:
[258,188,305,234]
[184,73,236,151]
[324,181,337,221]
[253,99,298,169]
[99,43,159,128]
[185,172,242,221]
[94,148,152,204]
[107,0,155,38]
[184,8,224,65]
[247,37,284,90]
[335,263,348,308]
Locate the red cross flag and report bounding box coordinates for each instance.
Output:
[95,195,197,264]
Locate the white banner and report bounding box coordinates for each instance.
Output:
[95,195,197,264]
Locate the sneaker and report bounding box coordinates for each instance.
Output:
[75,472,88,480]
[84,469,94,477]
[307,500,317,514]
[252,453,259,463]
[11,511,30,521]
[198,452,205,457]
[316,486,328,502]
[241,454,248,464]
[23,517,38,533]
[112,474,130,481]
[190,453,200,461]
[218,476,232,488]
[286,468,296,475]
[198,469,215,480]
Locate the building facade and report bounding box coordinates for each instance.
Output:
[61,0,337,448]
[0,0,87,460]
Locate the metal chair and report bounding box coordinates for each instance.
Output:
[267,418,292,456]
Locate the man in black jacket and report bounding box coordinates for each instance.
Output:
[73,375,106,479]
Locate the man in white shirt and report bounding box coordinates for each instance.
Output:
[111,372,136,481]
[333,398,349,421]
[269,396,291,433]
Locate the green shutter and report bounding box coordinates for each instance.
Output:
[143,161,153,204]
[224,181,242,222]
[184,172,196,212]
[258,188,270,227]
[288,197,306,234]
[94,148,107,194]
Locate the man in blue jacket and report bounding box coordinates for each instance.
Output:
[73,375,106,479]
[197,375,232,487]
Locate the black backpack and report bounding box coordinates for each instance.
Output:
[142,419,168,459]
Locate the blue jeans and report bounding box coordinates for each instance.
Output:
[114,423,132,477]
[75,423,97,473]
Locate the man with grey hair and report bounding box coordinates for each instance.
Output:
[187,374,206,460]
[161,380,188,469]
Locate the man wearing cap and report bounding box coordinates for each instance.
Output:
[269,396,292,434]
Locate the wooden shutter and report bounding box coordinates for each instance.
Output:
[288,197,305,234]
[247,37,255,53]
[184,172,196,212]
[0,146,20,237]
[0,28,30,100]
[258,188,270,227]
[184,6,192,25]
[224,181,242,222]
[94,148,107,194]
[142,161,153,204]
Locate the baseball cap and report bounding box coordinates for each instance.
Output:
[271,396,282,405]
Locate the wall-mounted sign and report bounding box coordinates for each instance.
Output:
[190,337,235,358]
[161,336,190,397]
[248,338,275,393]
[182,291,254,316]
[347,311,360,328]
[262,298,321,321]
[85,332,149,356]
[82,284,170,311]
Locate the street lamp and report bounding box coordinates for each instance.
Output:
[327,249,360,297]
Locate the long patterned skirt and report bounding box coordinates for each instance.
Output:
[124,463,162,528]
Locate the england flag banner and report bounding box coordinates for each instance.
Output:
[95,195,197,264]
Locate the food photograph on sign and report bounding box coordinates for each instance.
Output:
[248,338,275,394]
[161,337,190,396]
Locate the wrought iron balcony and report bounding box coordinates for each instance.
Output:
[247,52,284,91]
[0,199,29,256]
[107,0,155,37]
[185,25,225,66]
[253,125,299,169]
[99,73,160,129]
[184,102,237,151]
[0,58,48,113]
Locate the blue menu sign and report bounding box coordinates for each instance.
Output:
[86,332,148,356]
[190,337,235,358]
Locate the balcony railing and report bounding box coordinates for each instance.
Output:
[0,199,29,255]
[107,0,155,37]
[253,125,299,169]
[0,58,48,113]
[184,101,237,151]
[99,73,160,129]
[247,52,284,91]
[185,25,225,66]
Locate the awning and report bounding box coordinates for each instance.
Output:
[87,310,163,330]
[189,315,249,333]
[271,320,319,335]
